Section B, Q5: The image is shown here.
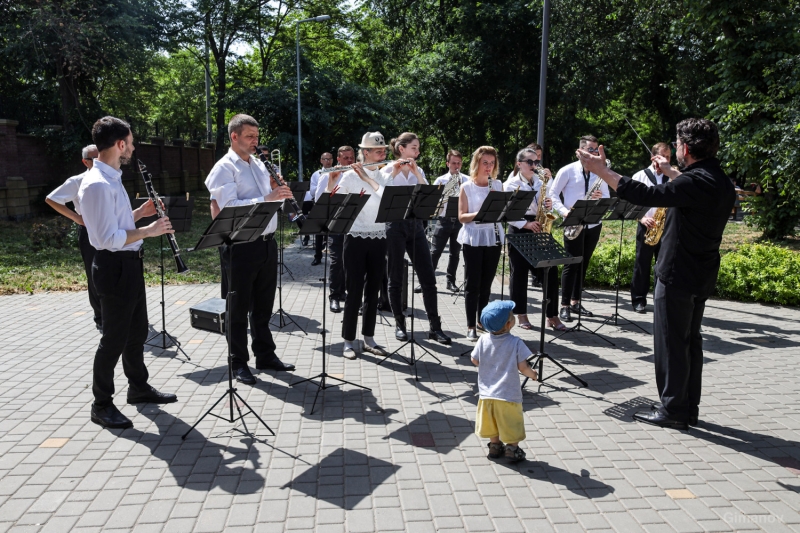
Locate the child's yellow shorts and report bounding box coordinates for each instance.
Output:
[475,398,525,443]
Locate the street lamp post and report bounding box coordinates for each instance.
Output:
[296,15,330,181]
[536,0,551,147]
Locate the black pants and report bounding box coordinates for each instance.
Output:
[222,237,278,368]
[430,218,462,284]
[342,236,387,340]
[654,281,707,422]
[631,223,661,306]
[328,234,345,300]
[560,224,602,305]
[386,220,438,320]
[462,244,502,328]
[91,250,150,407]
[301,200,314,246]
[314,234,324,261]
[507,227,559,318]
[78,225,101,327]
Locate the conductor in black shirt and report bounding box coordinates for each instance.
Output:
[576,118,735,430]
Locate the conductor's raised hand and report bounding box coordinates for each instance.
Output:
[265,185,293,202]
[651,154,680,179]
[575,145,608,175]
[146,216,174,237]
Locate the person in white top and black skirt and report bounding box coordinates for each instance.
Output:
[327,132,392,359]
[205,114,296,386]
[457,146,505,341]
[77,116,177,430]
[504,146,566,332]
[45,144,102,331]
[380,132,451,345]
[548,135,610,322]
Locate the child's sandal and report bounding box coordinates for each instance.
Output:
[504,445,526,463]
[487,442,505,459]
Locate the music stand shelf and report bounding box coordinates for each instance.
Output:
[506,232,587,390]
[181,201,282,441]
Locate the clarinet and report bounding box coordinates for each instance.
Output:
[136,160,189,274]
[488,176,501,246]
[253,147,306,223]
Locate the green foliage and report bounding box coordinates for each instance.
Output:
[30,219,78,251]
[585,241,638,289]
[716,244,800,306]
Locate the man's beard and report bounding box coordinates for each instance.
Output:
[676,152,686,170]
[120,152,132,165]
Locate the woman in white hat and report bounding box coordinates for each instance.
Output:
[326,132,391,359]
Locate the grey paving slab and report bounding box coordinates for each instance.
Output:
[0,239,798,532]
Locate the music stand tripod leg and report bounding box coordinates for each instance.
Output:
[145,234,190,361]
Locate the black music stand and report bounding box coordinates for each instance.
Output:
[472,189,536,300]
[435,200,466,301]
[134,195,194,361]
[375,184,443,381]
[593,200,652,336]
[552,198,618,346]
[182,201,282,441]
[507,233,587,389]
[291,192,370,414]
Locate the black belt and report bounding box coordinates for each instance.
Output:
[98,248,144,259]
[263,233,274,242]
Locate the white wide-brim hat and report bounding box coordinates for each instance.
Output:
[358,132,388,148]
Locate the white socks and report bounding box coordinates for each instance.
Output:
[363,336,378,348]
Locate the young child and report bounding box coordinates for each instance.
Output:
[471,300,538,462]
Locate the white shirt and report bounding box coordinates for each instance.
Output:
[315,174,329,202]
[457,179,506,246]
[548,160,610,230]
[631,165,667,219]
[331,167,388,238]
[503,172,543,229]
[77,160,141,251]
[380,161,427,186]
[306,169,323,202]
[205,148,279,235]
[47,170,89,215]
[433,172,469,217]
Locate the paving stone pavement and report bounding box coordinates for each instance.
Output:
[1,238,799,533]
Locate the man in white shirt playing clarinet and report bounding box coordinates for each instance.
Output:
[430,150,469,293]
[205,114,296,386]
[77,116,178,430]
[630,142,672,313]
[548,135,610,322]
[45,144,102,331]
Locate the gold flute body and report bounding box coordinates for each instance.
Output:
[253,147,306,223]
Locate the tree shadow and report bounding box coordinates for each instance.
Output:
[283,447,400,510]
[494,460,616,499]
[112,406,267,494]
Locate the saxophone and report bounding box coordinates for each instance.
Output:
[433,171,462,219]
[534,166,556,233]
[563,159,611,240]
[644,207,667,245]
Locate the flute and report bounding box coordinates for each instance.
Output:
[319,159,411,174]
[253,147,306,223]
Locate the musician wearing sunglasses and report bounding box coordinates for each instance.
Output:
[547,135,610,322]
[380,132,451,346]
[205,114,296,386]
[307,152,333,256]
[77,117,178,429]
[504,146,565,332]
[45,144,102,332]
[576,118,735,430]
[430,150,469,293]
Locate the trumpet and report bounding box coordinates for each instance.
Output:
[136,159,189,273]
[253,147,306,223]
[319,159,411,174]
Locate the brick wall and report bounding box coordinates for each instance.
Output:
[0,119,216,219]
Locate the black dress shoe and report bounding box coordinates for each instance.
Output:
[559,306,572,322]
[127,385,178,405]
[395,316,408,342]
[633,303,646,314]
[569,303,593,317]
[633,410,688,430]
[428,317,451,345]
[234,366,257,384]
[652,403,698,426]
[302,236,310,246]
[377,299,390,311]
[446,280,459,292]
[414,284,422,293]
[311,257,322,266]
[256,359,296,372]
[330,299,341,313]
[91,403,133,429]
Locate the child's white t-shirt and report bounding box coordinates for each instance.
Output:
[472,332,531,404]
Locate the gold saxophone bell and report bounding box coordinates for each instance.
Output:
[644,207,667,245]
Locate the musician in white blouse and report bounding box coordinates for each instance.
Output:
[45,144,101,331]
[430,150,469,293]
[504,146,566,332]
[548,135,610,322]
[457,146,505,341]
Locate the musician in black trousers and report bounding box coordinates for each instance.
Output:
[429,150,468,293]
[45,144,102,331]
[77,116,177,430]
[577,118,735,430]
[630,142,672,313]
[205,114,296,385]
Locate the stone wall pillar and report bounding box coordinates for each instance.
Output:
[5,176,30,220]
